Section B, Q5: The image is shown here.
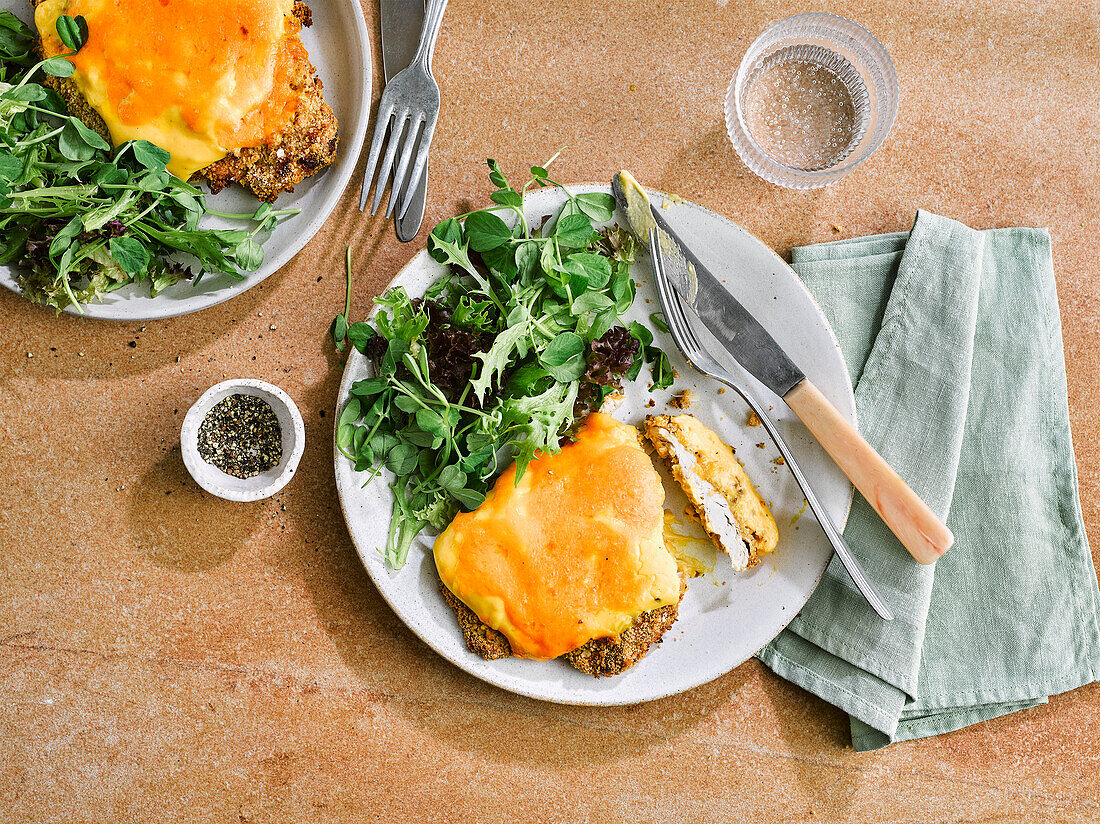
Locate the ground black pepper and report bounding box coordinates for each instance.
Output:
[197,393,282,479]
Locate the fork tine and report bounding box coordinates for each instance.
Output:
[396,117,437,221]
[654,240,705,361]
[370,108,411,215]
[386,113,425,218]
[659,263,699,350]
[652,238,686,341]
[669,287,701,351]
[663,287,690,350]
[358,100,395,211]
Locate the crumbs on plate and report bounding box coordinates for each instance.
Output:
[669,389,695,411]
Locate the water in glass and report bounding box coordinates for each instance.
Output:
[742,45,870,172]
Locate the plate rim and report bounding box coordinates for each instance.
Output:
[334,184,856,706]
[0,0,372,321]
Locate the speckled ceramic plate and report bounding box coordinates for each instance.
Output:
[335,185,855,706]
[0,0,370,320]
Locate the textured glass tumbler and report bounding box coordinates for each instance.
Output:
[725,13,899,189]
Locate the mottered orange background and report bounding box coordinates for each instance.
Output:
[2,1,1099,820]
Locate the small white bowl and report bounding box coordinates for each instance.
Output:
[181,379,306,502]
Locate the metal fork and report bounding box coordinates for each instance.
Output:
[650,233,894,621]
[359,0,448,220]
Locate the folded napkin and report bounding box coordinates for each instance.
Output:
[757,210,1100,751]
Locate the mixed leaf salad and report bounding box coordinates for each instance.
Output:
[0,11,295,312]
[334,157,673,568]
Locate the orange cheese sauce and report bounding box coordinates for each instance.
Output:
[434,414,681,660]
[36,0,303,178]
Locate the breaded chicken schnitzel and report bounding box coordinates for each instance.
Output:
[35,0,337,202]
[645,415,778,571]
[435,413,686,677]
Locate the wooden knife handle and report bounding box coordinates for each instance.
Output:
[784,379,954,564]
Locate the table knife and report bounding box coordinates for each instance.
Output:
[613,172,954,565]
[380,0,427,241]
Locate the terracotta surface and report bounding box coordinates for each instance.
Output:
[2,0,1099,820]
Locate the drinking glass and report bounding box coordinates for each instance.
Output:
[725,13,899,189]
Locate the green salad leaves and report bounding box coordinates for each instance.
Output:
[335,157,673,568]
[0,10,296,312]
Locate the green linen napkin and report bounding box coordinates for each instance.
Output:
[757,210,1099,751]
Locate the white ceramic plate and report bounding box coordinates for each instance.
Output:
[0,0,370,320]
[335,185,856,705]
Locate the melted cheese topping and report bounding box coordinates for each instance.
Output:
[434,413,680,660]
[36,0,304,179]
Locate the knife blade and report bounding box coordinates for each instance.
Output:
[611,172,805,398]
[381,0,427,241]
